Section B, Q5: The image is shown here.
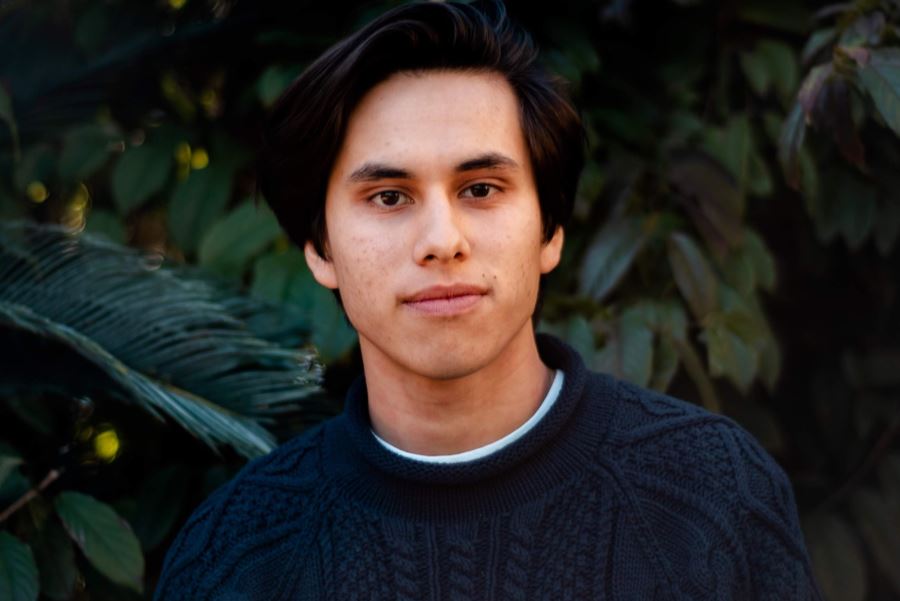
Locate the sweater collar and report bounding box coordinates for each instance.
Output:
[329,334,609,495]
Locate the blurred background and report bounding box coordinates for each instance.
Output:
[0,0,899,598]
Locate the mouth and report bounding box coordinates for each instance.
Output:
[402,284,488,316]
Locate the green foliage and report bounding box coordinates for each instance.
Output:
[1,0,900,598]
[0,532,39,601]
[55,492,144,593]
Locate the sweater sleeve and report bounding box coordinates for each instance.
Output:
[153,477,238,601]
[724,423,824,601]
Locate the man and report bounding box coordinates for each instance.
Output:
[155,2,822,599]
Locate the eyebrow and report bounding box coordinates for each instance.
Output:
[346,152,520,183]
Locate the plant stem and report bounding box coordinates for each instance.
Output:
[0,468,62,523]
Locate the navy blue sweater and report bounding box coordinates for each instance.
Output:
[155,335,822,600]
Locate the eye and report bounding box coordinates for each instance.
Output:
[369,190,412,208]
[460,183,499,199]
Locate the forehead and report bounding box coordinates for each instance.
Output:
[331,70,530,180]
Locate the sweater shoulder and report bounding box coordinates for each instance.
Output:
[602,378,792,517]
[595,378,819,598]
[154,422,330,600]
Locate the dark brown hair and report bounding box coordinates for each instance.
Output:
[257,0,585,259]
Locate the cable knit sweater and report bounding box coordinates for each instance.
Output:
[154,335,823,600]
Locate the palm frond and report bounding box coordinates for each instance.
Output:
[0,220,323,458]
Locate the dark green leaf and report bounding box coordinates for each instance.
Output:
[251,249,304,303]
[0,453,23,489]
[111,143,171,215]
[296,281,357,364]
[13,145,56,194]
[667,232,718,320]
[650,333,679,392]
[740,50,770,97]
[84,209,127,245]
[0,221,321,457]
[594,305,654,387]
[0,86,20,162]
[797,64,833,121]
[802,28,837,64]
[704,314,758,393]
[669,154,743,255]
[199,200,282,277]
[538,316,595,361]
[128,465,191,552]
[168,165,232,255]
[55,491,144,593]
[31,519,78,601]
[257,64,303,107]
[578,217,646,302]
[858,48,900,138]
[737,1,811,34]
[58,124,118,181]
[803,512,867,601]
[0,532,39,601]
[779,103,807,190]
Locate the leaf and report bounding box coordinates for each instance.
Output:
[538,315,595,361]
[111,143,172,215]
[54,492,144,593]
[0,532,39,601]
[740,50,770,97]
[199,200,282,277]
[815,169,878,249]
[251,249,304,303]
[293,277,357,364]
[0,221,322,457]
[594,305,654,388]
[128,465,191,552]
[578,217,646,301]
[667,232,718,320]
[84,209,127,245]
[704,314,758,393]
[670,337,720,412]
[742,40,798,105]
[0,85,20,162]
[797,64,833,121]
[803,512,867,601]
[669,154,743,255]
[30,519,78,601]
[650,333,679,392]
[58,124,118,181]
[802,28,836,64]
[779,103,807,190]
[168,164,232,255]
[850,488,900,595]
[0,453,23,489]
[257,64,303,107]
[857,48,900,138]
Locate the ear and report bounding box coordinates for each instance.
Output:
[304,241,339,289]
[539,226,564,274]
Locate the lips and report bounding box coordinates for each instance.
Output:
[402,284,487,316]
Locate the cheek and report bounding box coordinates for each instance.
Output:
[333,236,394,315]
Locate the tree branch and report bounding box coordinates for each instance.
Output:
[0,468,62,523]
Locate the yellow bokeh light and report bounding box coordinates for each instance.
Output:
[70,182,90,210]
[26,181,49,203]
[168,0,188,9]
[174,141,192,165]
[94,428,120,462]
[191,147,209,170]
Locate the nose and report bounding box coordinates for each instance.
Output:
[413,192,470,265]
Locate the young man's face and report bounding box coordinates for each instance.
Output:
[305,70,563,381]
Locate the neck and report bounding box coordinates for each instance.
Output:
[362,324,553,456]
